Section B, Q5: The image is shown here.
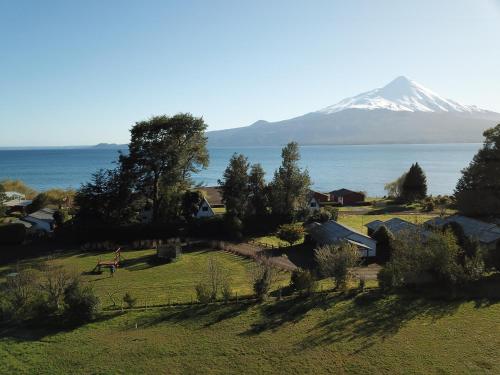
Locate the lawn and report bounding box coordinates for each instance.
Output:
[0,248,290,309]
[1,288,499,374]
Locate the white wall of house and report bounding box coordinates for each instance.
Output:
[196,199,215,218]
[308,197,321,211]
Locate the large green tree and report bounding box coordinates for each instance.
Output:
[74,167,138,226]
[401,162,427,202]
[269,142,311,221]
[247,163,268,218]
[125,114,209,222]
[218,154,250,220]
[455,124,500,217]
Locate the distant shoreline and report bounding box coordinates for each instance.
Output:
[0,141,483,151]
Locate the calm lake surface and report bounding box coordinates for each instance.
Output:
[0,144,480,196]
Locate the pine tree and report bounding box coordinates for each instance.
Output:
[248,163,268,218]
[401,162,427,202]
[268,142,311,222]
[455,124,500,217]
[218,154,250,220]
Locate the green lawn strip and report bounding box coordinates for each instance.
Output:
[1,249,290,309]
[1,291,499,374]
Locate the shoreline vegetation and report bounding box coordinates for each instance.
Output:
[0,115,499,374]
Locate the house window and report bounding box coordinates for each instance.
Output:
[202,206,208,212]
[310,202,317,207]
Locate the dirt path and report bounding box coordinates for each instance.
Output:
[224,242,298,271]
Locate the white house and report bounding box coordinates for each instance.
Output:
[307,190,331,211]
[5,191,26,201]
[307,220,377,257]
[195,187,224,218]
[22,208,56,233]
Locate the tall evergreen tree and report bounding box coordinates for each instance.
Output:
[401,162,427,202]
[218,154,250,220]
[269,142,311,221]
[455,124,500,217]
[248,163,268,218]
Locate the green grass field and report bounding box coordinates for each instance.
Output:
[1,289,499,374]
[0,248,290,309]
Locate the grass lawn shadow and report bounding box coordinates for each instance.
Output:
[131,302,254,329]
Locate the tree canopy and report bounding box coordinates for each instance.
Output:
[455,124,500,217]
[218,153,250,220]
[401,163,427,202]
[125,114,209,222]
[269,142,311,221]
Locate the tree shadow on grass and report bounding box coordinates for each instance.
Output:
[298,290,462,352]
[241,292,354,336]
[131,302,254,329]
[0,312,121,342]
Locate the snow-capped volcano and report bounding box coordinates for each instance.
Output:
[318,76,487,114]
[207,76,500,146]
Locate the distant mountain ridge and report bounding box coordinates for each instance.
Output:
[208,76,500,146]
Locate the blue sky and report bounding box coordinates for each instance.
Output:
[1,0,499,146]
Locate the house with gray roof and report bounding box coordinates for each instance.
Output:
[425,215,500,249]
[306,220,376,257]
[22,208,56,233]
[195,187,224,218]
[365,217,417,236]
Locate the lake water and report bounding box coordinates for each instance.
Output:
[0,144,480,196]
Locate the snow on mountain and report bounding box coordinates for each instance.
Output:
[317,76,487,114]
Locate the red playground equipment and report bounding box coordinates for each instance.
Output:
[94,248,123,273]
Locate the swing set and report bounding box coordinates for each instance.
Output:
[93,248,123,273]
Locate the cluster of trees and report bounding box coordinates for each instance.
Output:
[0,265,99,326]
[377,226,487,290]
[218,142,311,238]
[385,162,427,202]
[455,124,500,217]
[74,114,209,227]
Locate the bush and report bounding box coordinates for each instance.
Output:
[371,225,394,262]
[379,228,486,291]
[195,282,212,304]
[323,206,339,221]
[276,223,305,247]
[290,269,316,294]
[252,257,276,301]
[315,242,361,290]
[63,278,99,324]
[123,292,137,309]
[0,223,26,245]
[195,257,231,303]
[221,278,233,302]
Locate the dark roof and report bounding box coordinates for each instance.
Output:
[4,199,32,208]
[365,217,420,235]
[329,188,364,196]
[24,208,56,222]
[308,190,330,201]
[307,220,376,249]
[197,186,224,206]
[425,215,500,245]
